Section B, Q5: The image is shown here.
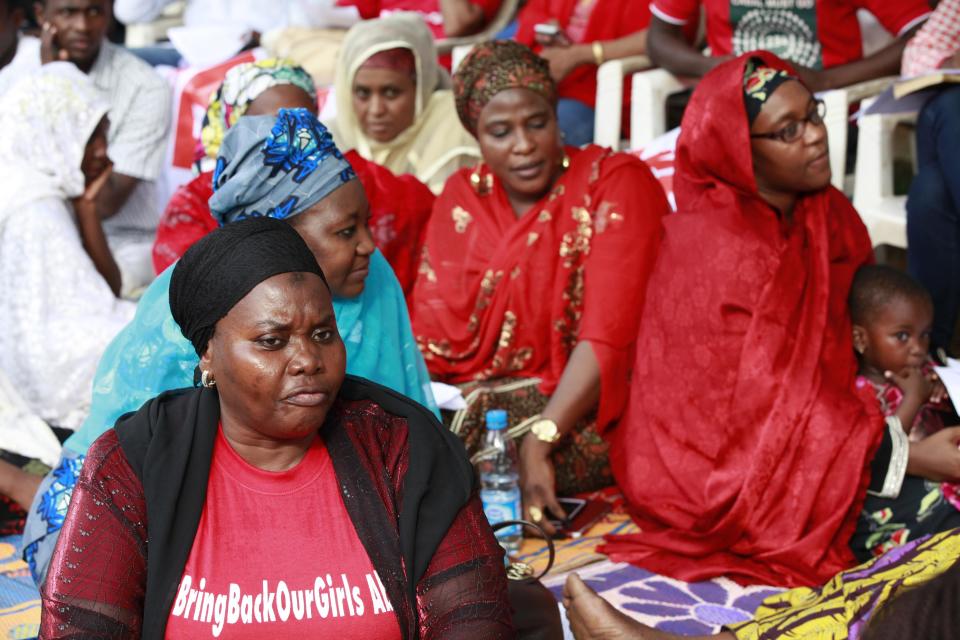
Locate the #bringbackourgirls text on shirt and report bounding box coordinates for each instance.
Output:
[170,570,394,637]
[164,428,401,639]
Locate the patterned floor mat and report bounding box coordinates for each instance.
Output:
[511,487,782,637]
[0,536,39,640]
[514,513,641,575]
[543,560,783,636]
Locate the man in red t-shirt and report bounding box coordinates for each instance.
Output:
[647,0,930,91]
[342,0,502,38]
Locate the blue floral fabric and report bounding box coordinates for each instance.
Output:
[22,448,82,584]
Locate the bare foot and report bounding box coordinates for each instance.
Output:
[562,573,735,640]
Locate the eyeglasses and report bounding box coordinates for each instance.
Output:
[750,99,826,144]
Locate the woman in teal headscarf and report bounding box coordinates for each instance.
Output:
[23,109,437,584]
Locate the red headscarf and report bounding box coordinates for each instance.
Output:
[350,152,435,297]
[412,144,668,428]
[359,47,417,74]
[600,52,881,587]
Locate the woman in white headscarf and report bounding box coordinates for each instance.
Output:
[0,64,135,433]
[331,13,479,194]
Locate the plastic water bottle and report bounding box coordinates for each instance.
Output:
[478,409,522,553]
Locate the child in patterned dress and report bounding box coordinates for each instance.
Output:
[850,265,957,510]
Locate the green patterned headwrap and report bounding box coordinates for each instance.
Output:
[195,58,316,174]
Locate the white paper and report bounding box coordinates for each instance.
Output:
[862,71,960,118]
[934,358,960,417]
[430,382,467,411]
[862,85,935,117]
[0,371,61,466]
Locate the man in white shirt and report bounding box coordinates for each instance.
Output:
[0,0,39,94]
[35,0,171,293]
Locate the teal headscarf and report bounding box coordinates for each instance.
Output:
[63,112,437,455]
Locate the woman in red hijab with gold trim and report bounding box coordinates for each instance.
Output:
[411,41,669,534]
[601,52,960,589]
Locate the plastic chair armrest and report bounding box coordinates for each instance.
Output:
[593,55,653,148]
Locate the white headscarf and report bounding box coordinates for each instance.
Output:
[332,13,479,193]
[0,63,109,224]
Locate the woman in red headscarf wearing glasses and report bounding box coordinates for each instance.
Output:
[601,51,960,591]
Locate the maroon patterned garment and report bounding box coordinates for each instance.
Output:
[40,393,513,639]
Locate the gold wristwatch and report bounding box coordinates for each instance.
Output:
[530,418,561,443]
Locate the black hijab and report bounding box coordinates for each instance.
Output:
[169,215,327,357]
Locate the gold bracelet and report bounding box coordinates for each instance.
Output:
[592,41,605,66]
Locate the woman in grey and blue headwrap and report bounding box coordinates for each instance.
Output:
[23,109,438,585]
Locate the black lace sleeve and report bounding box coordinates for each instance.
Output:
[416,494,515,639]
[40,431,146,639]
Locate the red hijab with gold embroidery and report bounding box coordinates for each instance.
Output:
[411,143,667,428]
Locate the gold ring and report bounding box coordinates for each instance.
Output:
[528,506,543,522]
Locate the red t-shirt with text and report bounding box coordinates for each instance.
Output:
[165,428,402,639]
[650,0,930,69]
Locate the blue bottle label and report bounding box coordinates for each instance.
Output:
[481,488,521,539]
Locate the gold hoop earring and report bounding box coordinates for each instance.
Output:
[470,165,493,195]
[201,370,216,388]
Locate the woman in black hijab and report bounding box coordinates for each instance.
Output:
[40,217,513,640]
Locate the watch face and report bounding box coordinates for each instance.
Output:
[534,420,559,441]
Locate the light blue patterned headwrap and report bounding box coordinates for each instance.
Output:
[209,108,356,224]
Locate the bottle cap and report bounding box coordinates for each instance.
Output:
[485,409,508,431]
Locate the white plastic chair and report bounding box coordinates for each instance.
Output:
[626,68,685,150]
[812,76,913,248]
[124,1,186,48]
[819,76,899,191]
[591,55,653,149]
[852,100,917,248]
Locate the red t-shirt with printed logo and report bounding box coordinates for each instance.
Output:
[650,0,930,70]
[165,428,402,640]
